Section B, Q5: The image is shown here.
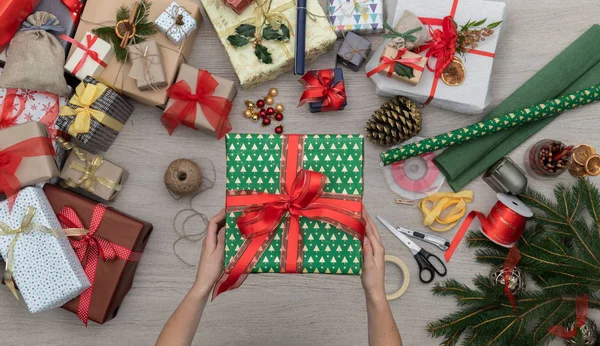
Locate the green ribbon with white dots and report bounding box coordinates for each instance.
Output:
[381,85,600,166]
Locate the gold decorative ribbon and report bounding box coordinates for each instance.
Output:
[56,138,122,195]
[59,82,125,136]
[0,207,88,300]
[418,191,474,232]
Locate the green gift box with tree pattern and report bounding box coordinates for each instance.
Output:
[215,133,365,297]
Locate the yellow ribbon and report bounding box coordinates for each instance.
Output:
[418,191,474,232]
[59,82,125,136]
[56,138,121,196]
[0,207,88,300]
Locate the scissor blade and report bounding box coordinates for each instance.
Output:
[376,216,420,255]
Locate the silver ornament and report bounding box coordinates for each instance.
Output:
[489,264,526,295]
[564,318,597,346]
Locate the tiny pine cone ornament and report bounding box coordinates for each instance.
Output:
[365,96,421,146]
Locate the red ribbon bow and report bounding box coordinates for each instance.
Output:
[0,89,25,129]
[548,295,589,339]
[161,70,232,139]
[298,70,347,112]
[0,137,55,210]
[414,16,458,78]
[213,135,365,299]
[58,205,142,326]
[366,48,425,79]
[60,34,108,77]
[62,0,84,22]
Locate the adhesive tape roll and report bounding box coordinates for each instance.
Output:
[385,255,410,301]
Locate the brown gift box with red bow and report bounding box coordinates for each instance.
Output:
[43,184,153,325]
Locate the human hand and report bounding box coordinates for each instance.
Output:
[361,208,386,301]
[192,209,226,297]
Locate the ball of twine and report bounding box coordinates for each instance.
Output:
[164,159,203,196]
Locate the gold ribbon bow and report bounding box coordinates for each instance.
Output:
[59,82,125,136]
[57,138,122,195]
[0,207,87,300]
[253,0,294,35]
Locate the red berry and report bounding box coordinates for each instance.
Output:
[262,117,271,126]
[259,109,267,118]
[266,107,275,115]
[256,99,265,108]
[275,112,284,121]
[274,125,284,134]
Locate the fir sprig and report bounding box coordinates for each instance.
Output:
[429,179,600,345]
[92,0,158,63]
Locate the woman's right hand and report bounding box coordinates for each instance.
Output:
[361,208,387,301]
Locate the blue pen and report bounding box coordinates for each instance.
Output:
[294,0,307,75]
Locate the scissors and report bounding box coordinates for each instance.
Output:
[377,216,447,283]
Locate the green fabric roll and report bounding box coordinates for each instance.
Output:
[435,24,600,191]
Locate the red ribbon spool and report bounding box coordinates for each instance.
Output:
[445,193,533,262]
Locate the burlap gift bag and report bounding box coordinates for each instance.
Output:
[0,11,70,96]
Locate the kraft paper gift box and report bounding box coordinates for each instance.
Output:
[55,76,134,153]
[0,187,90,313]
[127,40,168,91]
[68,0,201,106]
[162,64,235,138]
[64,32,113,81]
[366,0,507,114]
[0,122,59,200]
[329,0,384,37]
[59,145,125,202]
[216,134,365,297]
[44,185,153,325]
[34,0,87,54]
[154,1,198,45]
[0,67,70,169]
[200,0,337,90]
[367,45,427,85]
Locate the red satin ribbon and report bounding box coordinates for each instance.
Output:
[0,136,55,210]
[58,205,142,327]
[161,70,233,139]
[298,70,347,112]
[366,48,425,78]
[549,295,589,339]
[415,0,495,105]
[0,89,25,129]
[213,134,366,299]
[503,246,520,310]
[60,34,107,77]
[62,0,84,22]
[445,201,527,262]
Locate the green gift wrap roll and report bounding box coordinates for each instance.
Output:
[380,85,600,165]
[435,24,600,191]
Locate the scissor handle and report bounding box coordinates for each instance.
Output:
[415,249,447,283]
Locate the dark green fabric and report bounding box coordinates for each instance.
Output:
[435,24,600,191]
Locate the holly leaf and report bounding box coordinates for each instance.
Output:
[487,20,502,29]
[235,24,256,38]
[262,26,282,41]
[279,24,290,41]
[227,34,249,47]
[471,18,487,27]
[254,44,273,64]
[394,63,415,79]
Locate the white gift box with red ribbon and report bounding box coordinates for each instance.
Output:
[367,0,507,114]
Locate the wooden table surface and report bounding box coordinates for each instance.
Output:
[3,0,600,345]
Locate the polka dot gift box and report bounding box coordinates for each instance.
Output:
[154,1,199,45]
[0,187,90,313]
[214,134,365,298]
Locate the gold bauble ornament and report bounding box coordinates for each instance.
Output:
[264,96,274,105]
[243,109,253,118]
[245,100,254,108]
[269,88,279,97]
[275,103,285,112]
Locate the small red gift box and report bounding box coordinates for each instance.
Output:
[223,0,253,14]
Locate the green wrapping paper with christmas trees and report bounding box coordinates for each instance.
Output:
[224,134,364,277]
[434,24,600,191]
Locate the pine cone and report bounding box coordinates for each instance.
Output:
[365,96,422,146]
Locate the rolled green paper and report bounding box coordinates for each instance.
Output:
[435,25,600,191]
[380,85,600,165]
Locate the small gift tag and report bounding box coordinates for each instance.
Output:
[127,40,168,91]
[154,1,198,45]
